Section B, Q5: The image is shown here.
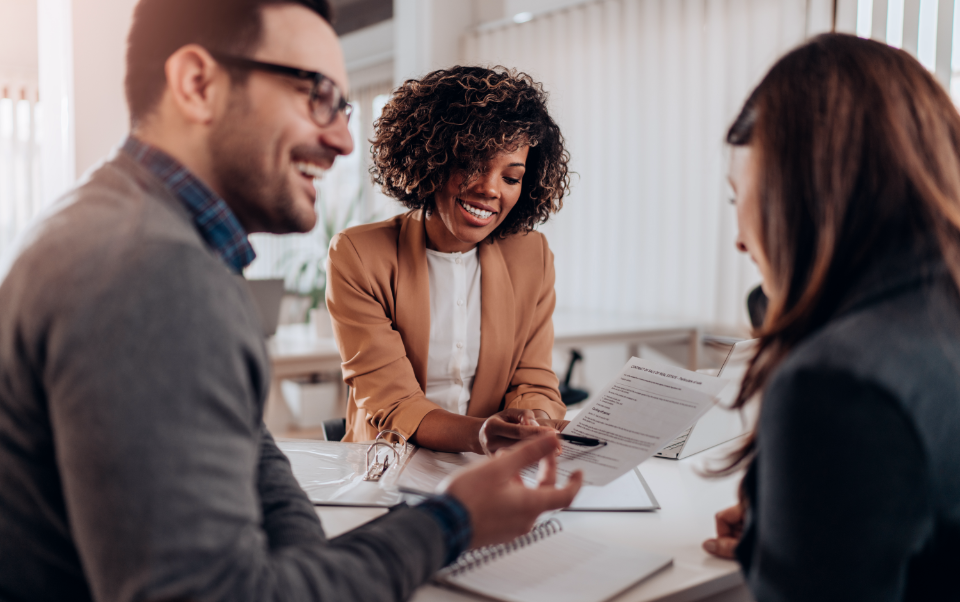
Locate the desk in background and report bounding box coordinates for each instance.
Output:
[265,312,703,435]
[315,442,752,602]
[552,310,701,370]
[263,324,340,434]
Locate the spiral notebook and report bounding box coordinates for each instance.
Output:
[435,519,672,602]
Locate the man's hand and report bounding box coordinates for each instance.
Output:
[443,434,583,549]
[478,408,559,455]
[702,502,744,559]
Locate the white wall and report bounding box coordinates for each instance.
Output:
[393,0,474,83]
[37,0,75,204]
[0,0,39,85]
[0,0,42,263]
[71,0,136,177]
[341,19,394,89]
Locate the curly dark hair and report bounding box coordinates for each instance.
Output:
[370,66,571,237]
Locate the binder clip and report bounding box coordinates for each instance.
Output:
[363,430,409,482]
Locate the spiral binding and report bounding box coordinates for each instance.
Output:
[441,519,563,578]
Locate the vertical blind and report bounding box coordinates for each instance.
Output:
[852,0,959,96]
[0,82,41,265]
[463,0,959,329]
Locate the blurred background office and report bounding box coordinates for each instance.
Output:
[3,0,960,405]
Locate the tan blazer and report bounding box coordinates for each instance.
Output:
[326,210,564,443]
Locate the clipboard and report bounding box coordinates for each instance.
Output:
[277,432,411,508]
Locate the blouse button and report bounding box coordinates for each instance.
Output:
[457,298,464,306]
[457,341,464,349]
[455,257,462,265]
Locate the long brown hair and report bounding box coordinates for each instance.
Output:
[725,33,960,473]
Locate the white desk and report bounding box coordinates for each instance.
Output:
[263,325,341,433]
[315,444,752,602]
[552,310,700,370]
[267,323,342,379]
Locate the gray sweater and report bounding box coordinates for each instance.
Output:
[0,152,450,602]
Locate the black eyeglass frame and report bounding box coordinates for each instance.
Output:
[210,52,352,126]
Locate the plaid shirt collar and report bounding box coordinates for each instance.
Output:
[122,136,256,274]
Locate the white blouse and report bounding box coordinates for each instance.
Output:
[424,247,482,415]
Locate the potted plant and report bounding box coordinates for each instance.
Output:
[280,186,364,338]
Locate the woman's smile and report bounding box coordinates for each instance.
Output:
[425,146,529,253]
[457,198,498,225]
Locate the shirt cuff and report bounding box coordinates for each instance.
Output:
[413,494,472,565]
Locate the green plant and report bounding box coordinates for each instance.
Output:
[279,185,382,310]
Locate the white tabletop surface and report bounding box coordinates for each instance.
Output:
[315,441,749,602]
[268,323,338,358]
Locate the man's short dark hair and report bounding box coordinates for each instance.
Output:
[124,0,332,125]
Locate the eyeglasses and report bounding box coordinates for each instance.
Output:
[210,52,353,127]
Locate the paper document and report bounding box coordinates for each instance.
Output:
[390,448,659,511]
[531,357,728,486]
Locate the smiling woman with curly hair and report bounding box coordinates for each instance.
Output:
[326,66,572,452]
[372,66,570,237]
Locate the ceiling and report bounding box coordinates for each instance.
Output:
[329,0,393,36]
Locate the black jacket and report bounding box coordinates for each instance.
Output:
[737,250,960,601]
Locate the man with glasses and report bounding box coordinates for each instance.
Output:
[0,1,581,601]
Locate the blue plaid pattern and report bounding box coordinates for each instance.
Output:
[122,137,256,274]
[414,495,473,565]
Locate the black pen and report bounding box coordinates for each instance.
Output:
[557,433,607,447]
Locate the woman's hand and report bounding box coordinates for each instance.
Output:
[536,418,570,432]
[702,503,745,559]
[518,409,569,433]
[478,408,560,455]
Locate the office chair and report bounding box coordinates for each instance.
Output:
[747,285,768,329]
[559,349,590,406]
[322,386,349,442]
[322,418,346,442]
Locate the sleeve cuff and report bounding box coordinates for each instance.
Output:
[413,494,472,565]
[373,396,444,440]
[504,392,566,420]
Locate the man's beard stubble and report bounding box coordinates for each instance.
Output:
[208,89,313,234]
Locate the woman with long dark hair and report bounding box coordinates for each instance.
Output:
[326,66,572,452]
[702,34,960,599]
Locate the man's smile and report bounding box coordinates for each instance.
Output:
[294,161,328,179]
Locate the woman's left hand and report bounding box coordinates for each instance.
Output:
[479,409,561,455]
[702,503,745,559]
